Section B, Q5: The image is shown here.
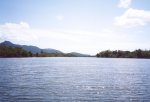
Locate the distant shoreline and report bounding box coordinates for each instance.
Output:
[96,49,150,59]
[1,57,150,59]
[1,41,150,59]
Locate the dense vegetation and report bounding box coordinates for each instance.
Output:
[96,49,150,58]
[0,45,35,57]
[1,43,150,58]
[0,45,84,57]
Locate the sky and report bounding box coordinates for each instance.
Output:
[0,0,150,55]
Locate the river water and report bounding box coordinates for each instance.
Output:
[0,57,150,102]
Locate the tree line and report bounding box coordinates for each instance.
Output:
[1,45,150,58]
[0,45,81,57]
[0,45,33,57]
[96,49,150,58]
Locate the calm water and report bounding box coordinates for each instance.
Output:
[0,57,150,102]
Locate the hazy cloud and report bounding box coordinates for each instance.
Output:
[0,22,37,42]
[0,22,127,54]
[115,8,150,27]
[118,0,132,8]
[0,22,147,54]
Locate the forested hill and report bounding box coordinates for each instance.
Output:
[96,50,150,58]
[0,41,91,57]
[0,41,62,54]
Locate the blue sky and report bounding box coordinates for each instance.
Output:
[0,0,150,54]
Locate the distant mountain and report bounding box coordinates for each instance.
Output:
[42,48,62,53]
[21,45,41,53]
[0,41,91,57]
[0,41,18,47]
[0,41,62,54]
[67,52,91,57]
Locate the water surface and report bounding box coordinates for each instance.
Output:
[0,57,150,102]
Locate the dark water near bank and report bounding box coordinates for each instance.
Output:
[0,57,150,102]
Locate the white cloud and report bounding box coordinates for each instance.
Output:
[0,22,147,54]
[0,22,37,42]
[2,21,29,30]
[114,8,150,27]
[20,22,30,28]
[0,22,123,54]
[118,0,132,8]
[56,15,64,21]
